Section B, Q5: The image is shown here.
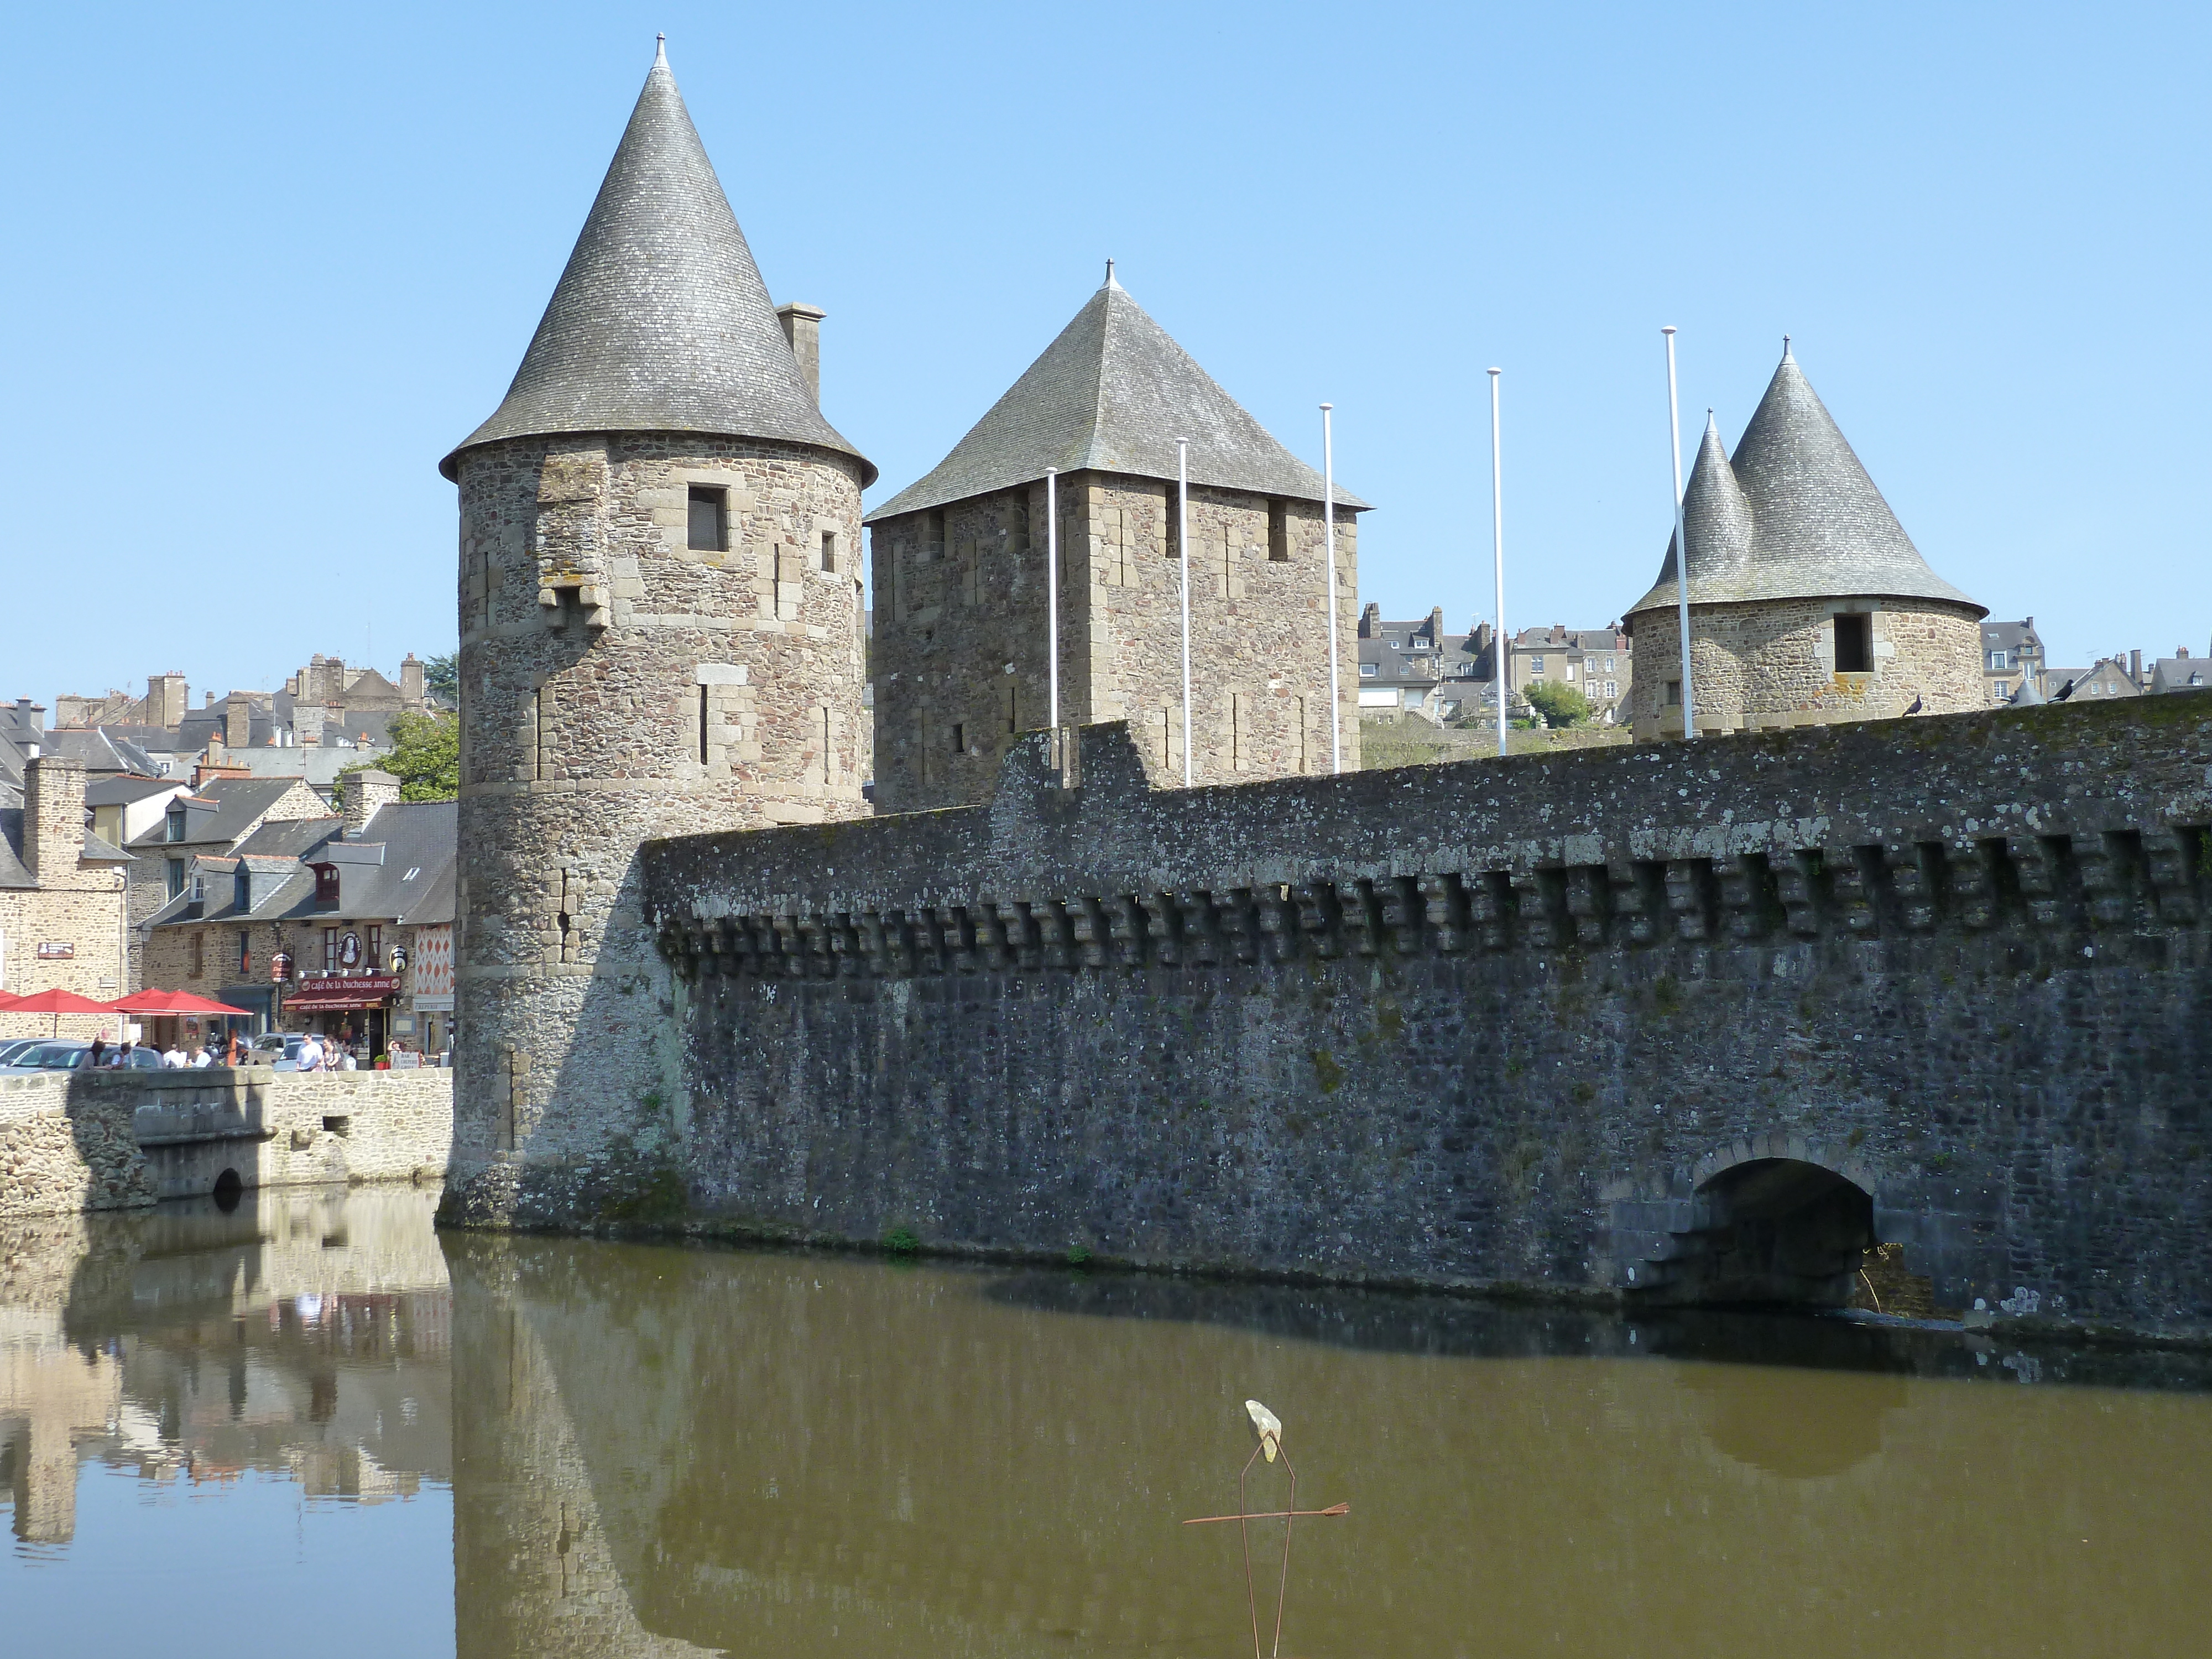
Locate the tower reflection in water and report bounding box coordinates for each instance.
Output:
[12,1194,2212,1658]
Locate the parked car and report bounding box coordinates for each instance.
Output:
[0,1038,48,1066]
[0,1041,92,1073]
[252,1032,307,1071]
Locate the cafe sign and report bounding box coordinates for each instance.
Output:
[36,941,73,959]
[295,974,400,998]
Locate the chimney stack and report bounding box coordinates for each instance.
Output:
[22,755,87,884]
[2131,649,2143,684]
[343,769,400,838]
[148,672,189,729]
[400,654,424,705]
[776,302,826,404]
[296,703,326,747]
[225,697,252,749]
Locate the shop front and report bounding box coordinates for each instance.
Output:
[283,972,401,1058]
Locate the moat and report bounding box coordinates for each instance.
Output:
[6,1186,2210,1657]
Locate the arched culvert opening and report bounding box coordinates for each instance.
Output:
[1631,1158,1876,1308]
[211,1168,244,1212]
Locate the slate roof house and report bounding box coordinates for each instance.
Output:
[1356,607,1486,724]
[140,775,457,1055]
[866,269,1368,805]
[1623,345,1985,740]
[122,775,331,987]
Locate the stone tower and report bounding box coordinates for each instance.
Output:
[864,272,1365,811]
[1624,345,1984,739]
[439,42,874,1224]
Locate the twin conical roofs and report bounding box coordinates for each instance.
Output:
[868,270,1364,520]
[1629,346,1979,618]
[442,43,872,483]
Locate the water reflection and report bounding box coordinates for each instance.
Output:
[449,1238,2212,1659]
[0,1187,449,1551]
[11,1194,2212,1658]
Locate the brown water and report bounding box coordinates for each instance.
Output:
[7,1187,2211,1658]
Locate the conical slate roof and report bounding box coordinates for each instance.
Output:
[441,43,872,483]
[866,273,1364,521]
[1627,346,1979,619]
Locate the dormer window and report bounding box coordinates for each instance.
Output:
[687,486,729,552]
[234,868,250,912]
[314,864,339,904]
[165,804,186,842]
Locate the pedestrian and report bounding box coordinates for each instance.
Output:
[111,1042,132,1068]
[162,1041,186,1068]
[90,1036,106,1068]
[297,1031,324,1074]
[190,1045,211,1068]
[340,1041,357,1072]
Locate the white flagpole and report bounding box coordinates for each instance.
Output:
[1045,467,1060,732]
[1322,404,1341,774]
[1663,327,1697,742]
[1488,368,1505,758]
[1177,439,1193,786]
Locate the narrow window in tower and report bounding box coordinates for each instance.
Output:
[1163,490,1180,561]
[1665,679,1682,707]
[1267,498,1291,561]
[951,722,966,755]
[820,529,838,573]
[1834,613,1874,674]
[688,486,729,552]
[820,707,833,780]
[698,687,710,765]
[1006,686,1018,734]
[1297,697,1310,773]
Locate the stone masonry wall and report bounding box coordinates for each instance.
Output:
[447,431,871,1228]
[621,698,2212,1339]
[1626,597,1984,740]
[0,1068,451,1215]
[869,472,1359,812]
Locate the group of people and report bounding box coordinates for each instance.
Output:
[88,1031,250,1068]
[293,1032,361,1073]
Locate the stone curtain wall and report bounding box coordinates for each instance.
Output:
[869,471,1358,813]
[0,1073,156,1217]
[0,1068,452,1215]
[632,700,2212,1338]
[1626,597,1984,740]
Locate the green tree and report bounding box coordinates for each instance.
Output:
[1522,680,1592,728]
[337,709,460,804]
[420,651,459,707]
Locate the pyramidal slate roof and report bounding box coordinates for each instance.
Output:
[1628,346,1981,619]
[441,42,872,483]
[867,273,1365,521]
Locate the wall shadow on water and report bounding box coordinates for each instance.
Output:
[974,1266,2212,1393]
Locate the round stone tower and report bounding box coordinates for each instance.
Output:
[1624,345,1985,740]
[439,42,873,1224]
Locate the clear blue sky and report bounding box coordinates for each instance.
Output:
[5,2,2206,708]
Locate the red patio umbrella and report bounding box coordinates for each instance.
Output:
[110,989,253,1017]
[0,990,23,1010]
[2,987,121,1037]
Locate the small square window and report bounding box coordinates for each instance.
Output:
[687,486,729,553]
[1835,613,1873,674]
[1665,679,1682,707]
[951,722,967,754]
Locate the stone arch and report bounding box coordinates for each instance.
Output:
[1607,1130,1887,1308]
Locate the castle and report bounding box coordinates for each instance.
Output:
[440,44,1360,1210]
[425,49,2212,1351]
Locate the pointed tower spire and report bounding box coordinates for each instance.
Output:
[1629,348,1977,613]
[442,43,872,482]
[867,277,1363,519]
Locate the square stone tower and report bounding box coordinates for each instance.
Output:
[865,272,1365,811]
[438,41,873,1225]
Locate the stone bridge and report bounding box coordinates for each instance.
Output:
[607,698,2212,1338]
